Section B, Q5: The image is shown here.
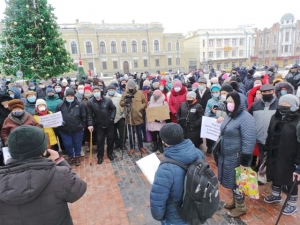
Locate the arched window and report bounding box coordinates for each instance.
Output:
[121,41,127,53]
[100,41,106,53]
[154,40,159,51]
[142,40,147,52]
[132,41,137,52]
[70,41,78,54]
[111,41,117,53]
[259,51,263,55]
[272,49,276,54]
[167,42,171,51]
[265,50,269,54]
[176,41,180,51]
[85,41,93,53]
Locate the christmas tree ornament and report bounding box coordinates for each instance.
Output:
[51,25,54,28]
[4,37,7,40]
[16,70,23,77]
[40,19,44,22]
[47,52,51,56]
[26,5,29,8]
[29,34,32,37]
[18,52,21,55]
[6,59,9,62]
[46,74,49,77]
[62,63,65,66]
[57,48,60,51]
[14,22,17,25]
[30,66,34,70]
[42,37,45,40]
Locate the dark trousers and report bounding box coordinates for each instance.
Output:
[257,143,265,166]
[150,131,160,142]
[114,118,126,147]
[273,184,298,195]
[97,125,114,159]
[206,138,215,149]
[59,130,83,157]
[54,127,66,153]
[141,114,147,139]
[128,124,143,149]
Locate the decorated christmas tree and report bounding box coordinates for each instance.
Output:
[0,0,74,79]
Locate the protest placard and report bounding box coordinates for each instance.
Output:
[136,153,161,184]
[39,111,63,128]
[2,147,12,165]
[146,105,170,122]
[200,116,222,141]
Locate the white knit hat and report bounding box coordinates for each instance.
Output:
[35,99,47,108]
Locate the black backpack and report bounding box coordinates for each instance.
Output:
[160,157,219,225]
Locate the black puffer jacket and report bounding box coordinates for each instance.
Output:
[87,96,116,128]
[56,99,87,134]
[0,158,86,225]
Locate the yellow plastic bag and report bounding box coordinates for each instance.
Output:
[235,167,259,199]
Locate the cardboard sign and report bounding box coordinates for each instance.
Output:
[146,105,170,122]
[39,111,63,128]
[200,116,222,141]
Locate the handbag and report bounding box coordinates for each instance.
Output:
[178,106,190,128]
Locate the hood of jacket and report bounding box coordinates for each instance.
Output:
[171,86,187,96]
[8,87,22,99]
[274,82,294,98]
[0,158,56,205]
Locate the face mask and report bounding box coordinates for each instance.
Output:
[159,87,164,91]
[280,90,287,96]
[29,86,35,90]
[198,85,204,91]
[262,94,273,102]
[12,111,24,117]
[174,87,181,92]
[66,98,74,103]
[278,105,291,115]
[254,83,261,87]
[143,86,149,90]
[84,93,91,98]
[47,94,54,98]
[153,96,160,101]
[192,88,196,92]
[10,94,14,99]
[121,84,126,88]
[55,88,61,93]
[227,102,235,112]
[108,91,115,96]
[93,92,101,98]
[129,89,134,93]
[213,93,220,98]
[39,106,46,111]
[187,100,193,105]
[27,96,36,103]
[39,85,45,89]
[78,90,84,94]
[220,95,227,101]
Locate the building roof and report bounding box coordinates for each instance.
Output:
[280,13,295,21]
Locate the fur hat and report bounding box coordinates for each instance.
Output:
[25,91,37,98]
[8,99,25,111]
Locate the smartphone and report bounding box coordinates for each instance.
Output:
[213,104,218,110]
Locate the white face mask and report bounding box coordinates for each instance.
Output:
[39,106,46,111]
[78,90,84,94]
[39,85,45,89]
[220,95,227,101]
[174,87,181,92]
[159,87,164,91]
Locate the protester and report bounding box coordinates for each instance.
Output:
[272,74,285,86]
[45,85,63,112]
[159,79,169,102]
[169,80,187,123]
[117,78,127,94]
[24,90,37,115]
[274,82,294,99]
[267,67,277,84]
[196,77,211,110]
[28,81,45,99]
[0,94,12,129]
[0,126,86,225]
[54,83,64,100]
[247,85,262,109]
[209,68,217,79]
[75,84,84,102]
[285,64,300,93]
[243,69,254,92]
[216,84,233,121]
[7,87,26,103]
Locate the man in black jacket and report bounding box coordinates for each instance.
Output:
[87,86,116,164]
[56,88,86,166]
[195,77,211,109]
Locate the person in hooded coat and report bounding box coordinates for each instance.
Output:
[274,82,294,99]
[168,80,187,123]
[24,91,37,115]
[242,69,254,93]
[218,92,256,218]
[150,123,205,224]
[28,82,46,100]
[7,87,26,103]
[0,94,12,130]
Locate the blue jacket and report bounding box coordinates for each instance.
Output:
[150,139,205,224]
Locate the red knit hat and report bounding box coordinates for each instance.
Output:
[173,80,182,88]
[84,86,92,92]
[159,80,166,86]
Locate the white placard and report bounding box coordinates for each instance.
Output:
[136,153,161,184]
[39,112,63,128]
[200,116,222,141]
[2,147,12,165]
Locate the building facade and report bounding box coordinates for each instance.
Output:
[183,26,256,71]
[252,13,300,67]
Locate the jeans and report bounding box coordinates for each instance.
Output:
[59,130,83,157]
[161,220,188,225]
[128,124,143,149]
[97,124,114,159]
[114,118,126,147]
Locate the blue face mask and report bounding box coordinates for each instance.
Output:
[143,86,149,90]
[280,90,287,96]
[198,85,204,91]
[10,94,14,99]
[66,98,74,103]
[192,88,196,92]
[27,96,36,103]
[55,88,62,93]
[108,91,115,96]
[213,93,220,98]
[94,92,101,98]
[12,111,24,117]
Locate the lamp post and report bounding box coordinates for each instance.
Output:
[244,30,248,66]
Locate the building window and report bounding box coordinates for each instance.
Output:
[224,62,229,69]
[239,39,244,46]
[121,41,127,53]
[134,59,138,68]
[100,41,106,53]
[217,39,222,47]
[273,35,277,44]
[217,51,221,58]
[209,52,213,58]
[203,40,205,47]
[285,45,289,52]
[272,49,276,54]
[143,59,148,67]
[176,42,180,51]
[168,58,172,66]
[260,36,263,46]
[224,39,229,46]
[239,50,243,57]
[232,50,236,57]
[88,62,94,70]
[70,41,78,54]
[232,62,236,68]
[176,57,180,65]
[203,52,205,59]
[155,59,160,66]
[265,50,269,54]
[285,32,289,42]
[209,39,214,47]
[232,39,236,46]
[167,43,171,51]
[113,61,118,69]
[217,62,222,69]
[224,51,229,57]
[142,40,147,52]
[132,41,137,52]
[154,40,159,51]
[111,41,117,53]
[102,62,107,70]
[259,51,263,55]
[85,41,93,53]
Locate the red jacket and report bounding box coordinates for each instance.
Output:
[262,74,269,84]
[169,86,187,115]
[247,85,262,110]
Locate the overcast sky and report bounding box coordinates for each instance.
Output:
[1,0,300,35]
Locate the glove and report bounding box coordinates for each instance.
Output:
[39,124,44,128]
[62,121,66,126]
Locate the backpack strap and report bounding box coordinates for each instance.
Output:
[160,157,189,170]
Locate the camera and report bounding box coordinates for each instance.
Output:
[124,95,134,107]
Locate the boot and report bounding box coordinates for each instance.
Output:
[75,156,81,166]
[229,195,246,218]
[140,147,147,154]
[158,141,164,154]
[264,185,282,203]
[80,147,85,156]
[152,142,158,152]
[224,192,235,210]
[129,149,134,155]
[283,195,298,215]
[67,157,74,165]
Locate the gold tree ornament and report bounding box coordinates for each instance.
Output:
[18,52,21,55]
[30,66,34,70]
[26,5,29,8]
[14,22,17,25]
[42,37,45,40]
[6,59,9,62]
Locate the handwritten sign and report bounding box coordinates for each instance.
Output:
[200,116,222,141]
[146,105,170,122]
[39,111,63,128]
[136,153,161,184]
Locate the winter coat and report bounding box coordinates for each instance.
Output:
[35,87,46,99]
[45,94,63,113]
[242,76,254,93]
[0,94,12,129]
[25,101,36,115]
[216,101,227,118]
[274,82,294,99]
[87,96,116,128]
[1,112,40,144]
[248,97,278,145]
[106,92,124,123]
[150,139,205,224]
[75,92,83,102]
[195,87,211,110]
[0,158,86,225]
[218,104,256,189]
[56,99,87,134]
[169,86,187,118]
[285,71,300,91]
[204,84,221,118]
[116,87,126,95]
[146,95,168,131]
[8,87,26,103]
[265,110,300,186]
[209,71,217,79]
[34,112,58,146]
[120,88,146,125]
[247,85,262,109]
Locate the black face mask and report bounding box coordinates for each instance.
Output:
[262,94,273,102]
[187,100,193,105]
[129,89,134,93]
[278,105,291,115]
[121,84,126,88]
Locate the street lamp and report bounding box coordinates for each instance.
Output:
[244,30,248,66]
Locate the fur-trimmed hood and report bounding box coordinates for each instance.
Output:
[274,82,294,98]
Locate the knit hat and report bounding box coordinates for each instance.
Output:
[107,84,116,90]
[160,80,166,87]
[92,86,102,91]
[143,80,150,86]
[230,76,238,83]
[65,88,75,96]
[61,79,68,84]
[35,99,47,108]
[46,85,55,94]
[210,77,218,84]
[173,80,182,88]
[221,84,233,93]
[187,91,196,99]
[127,79,136,88]
[248,69,255,75]
[279,94,299,108]
[198,77,207,84]
[159,123,184,145]
[84,86,92,92]
[153,90,162,97]
[25,90,37,98]
[8,99,25,110]
[8,126,48,160]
